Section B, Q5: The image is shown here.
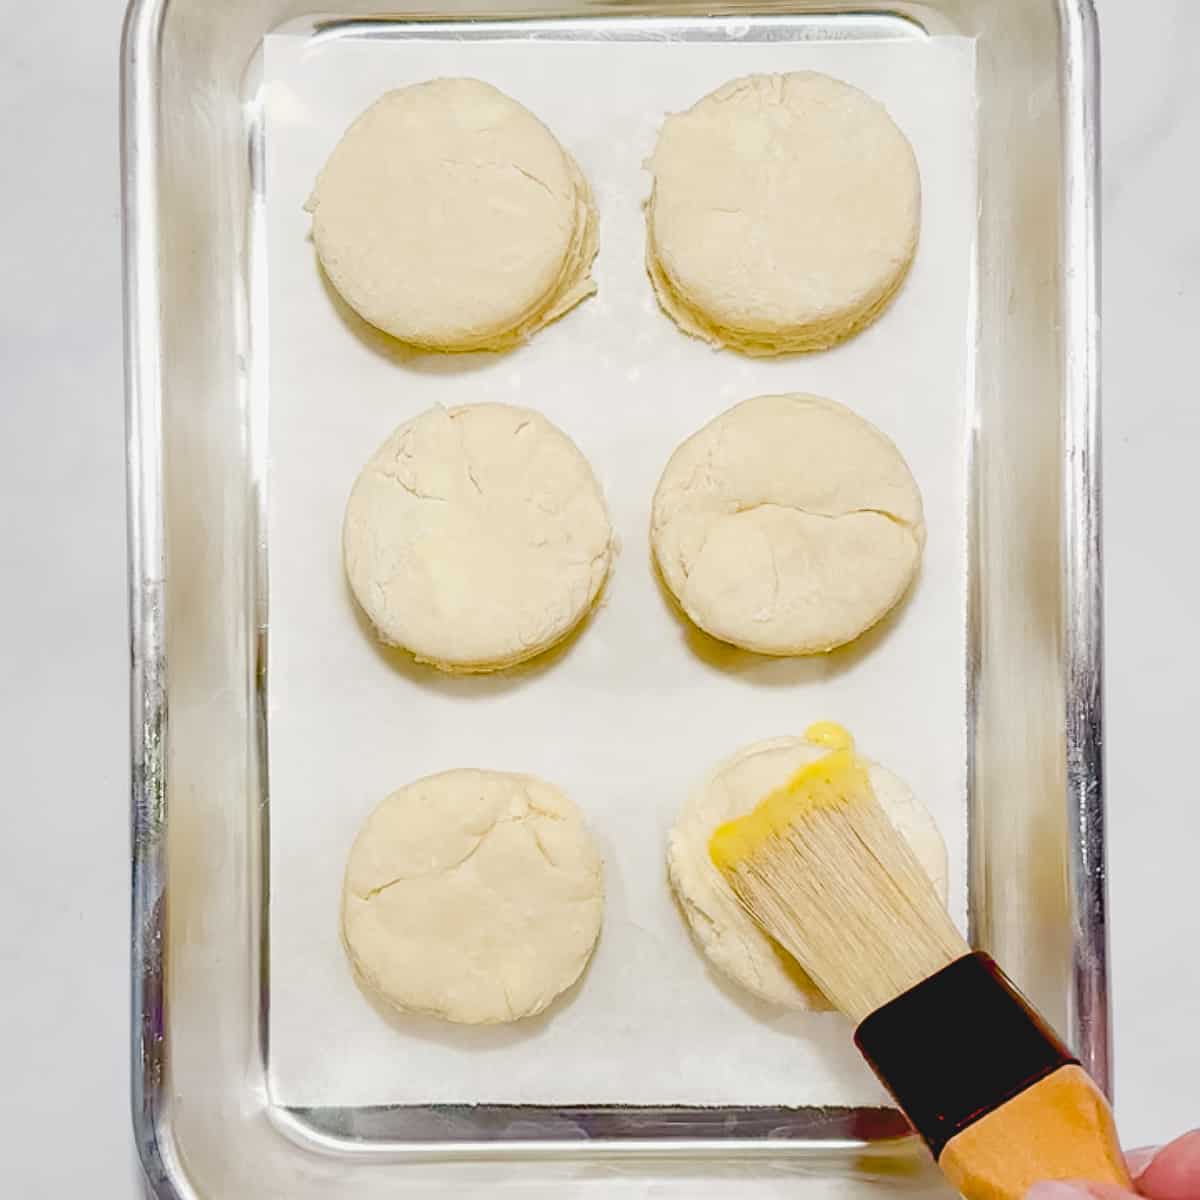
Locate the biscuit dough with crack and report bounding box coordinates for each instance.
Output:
[651,393,924,655]
[342,769,605,1025]
[307,78,598,351]
[668,733,948,1009]
[344,403,614,673]
[646,72,920,355]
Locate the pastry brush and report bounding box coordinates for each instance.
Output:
[708,725,1129,1200]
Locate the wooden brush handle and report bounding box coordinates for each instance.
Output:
[938,1064,1131,1200]
[854,956,1131,1200]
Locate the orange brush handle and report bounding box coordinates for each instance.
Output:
[938,1064,1131,1200]
[854,955,1130,1200]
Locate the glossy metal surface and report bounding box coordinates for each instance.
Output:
[123,2,1103,1195]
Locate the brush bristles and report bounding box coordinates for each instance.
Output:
[719,782,968,1024]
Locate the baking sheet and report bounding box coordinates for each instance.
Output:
[264,27,976,1110]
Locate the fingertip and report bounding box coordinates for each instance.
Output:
[1134,1129,1200,1200]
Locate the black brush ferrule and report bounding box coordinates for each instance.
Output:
[853,951,1076,1158]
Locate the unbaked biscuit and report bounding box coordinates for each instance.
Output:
[344,403,613,673]
[668,733,948,1009]
[308,78,598,351]
[343,769,604,1024]
[646,72,920,355]
[651,393,924,655]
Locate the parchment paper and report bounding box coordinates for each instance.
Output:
[264,27,976,1109]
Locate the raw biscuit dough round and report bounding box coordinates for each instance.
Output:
[646,71,920,355]
[668,734,949,1009]
[342,769,604,1024]
[344,403,614,673]
[651,393,924,655]
[307,78,599,351]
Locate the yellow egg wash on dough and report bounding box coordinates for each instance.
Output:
[802,721,853,751]
[708,723,874,871]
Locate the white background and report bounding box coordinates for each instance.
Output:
[0,0,1196,1194]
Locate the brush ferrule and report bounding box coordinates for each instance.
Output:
[853,951,1076,1158]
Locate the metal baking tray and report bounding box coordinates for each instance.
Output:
[123,1,1103,1196]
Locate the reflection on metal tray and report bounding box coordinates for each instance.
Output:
[124,2,1103,1197]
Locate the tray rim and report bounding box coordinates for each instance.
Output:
[122,1,1105,1193]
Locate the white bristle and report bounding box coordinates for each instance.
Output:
[722,788,968,1024]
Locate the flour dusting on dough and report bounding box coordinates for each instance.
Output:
[343,769,604,1025]
[344,403,614,672]
[309,78,598,350]
[646,71,920,355]
[651,393,924,655]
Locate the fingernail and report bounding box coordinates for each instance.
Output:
[1025,1184,1093,1200]
[1125,1143,1163,1179]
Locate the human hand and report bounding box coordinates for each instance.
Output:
[1025,1129,1200,1200]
